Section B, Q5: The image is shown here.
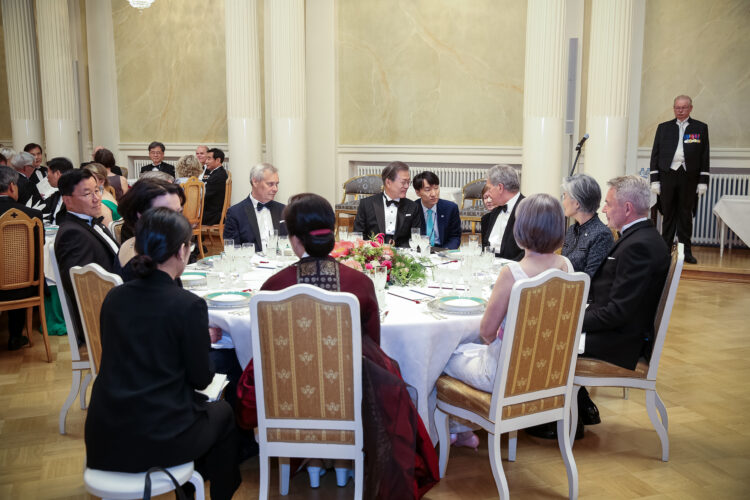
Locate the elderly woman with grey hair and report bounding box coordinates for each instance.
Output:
[561,173,614,278]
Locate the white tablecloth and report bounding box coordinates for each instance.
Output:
[713,196,750,252]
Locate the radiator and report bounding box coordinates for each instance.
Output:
[693,173,749,247]
[357,165,487,189]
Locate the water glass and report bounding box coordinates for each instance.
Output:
[409,238,419,253]
[206,272,221,289]
[223,239,234,255]
[411,227,421,241]
[349,231,363,243]
[338,227,349,242]
[242,242,255,259]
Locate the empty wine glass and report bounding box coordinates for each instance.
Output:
[338,226,348,242]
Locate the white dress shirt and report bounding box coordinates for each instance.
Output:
[621,217,649,234]
[382,193,400,235]
[488,192,520,250]
[670,118,689,171]
[249,194,274,247]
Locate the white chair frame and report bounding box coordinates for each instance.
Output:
[84,461,204,500]
[570,243,684,462]
[251,284,365,499]
[435,269,590,499]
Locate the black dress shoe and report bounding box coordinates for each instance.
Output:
[8,336,29,351]
[578,387,601,425]
[684,253,697,264]
[525,420,584,440]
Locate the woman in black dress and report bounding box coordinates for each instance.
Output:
[85,208,241,500]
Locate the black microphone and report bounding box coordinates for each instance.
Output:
[575,133,589,151]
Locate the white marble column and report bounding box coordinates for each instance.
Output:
[225,0,263,204]
[268,0,306,204]
[35,0,79,166]
[1,0,43,151]
[521,0,567,196]
[585,0,634,192]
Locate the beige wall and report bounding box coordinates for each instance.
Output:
[112,0,227,144]
[338,0,527,146]
[0,8,13,143]
[639,0,750,148]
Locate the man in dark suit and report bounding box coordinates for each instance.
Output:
[0,166,45,350]
[41,157,74,225]
[650,95,709,264]
[224,163,287,251]
[139,141,175,177]
[480,164,524,260]
[413,171,461,250]
[353,161,420,248]
[54,169,120,344]
[201,148,228,225]
[10,151,43,209]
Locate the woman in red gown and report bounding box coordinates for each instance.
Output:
[236,193,438,499]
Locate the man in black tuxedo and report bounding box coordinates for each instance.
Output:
[10,151,43,209]
[224,163,287,251]
[353,161,420,248]
[413,171,462,249]
[201,148,228,225]
[0,166,45,350]
[41,157,74,225]
[480,164,524,260]
[54,169,120,344]
[139,141,175,177]
[650,95,709,264]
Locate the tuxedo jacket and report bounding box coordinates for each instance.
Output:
[140,162,176,178]
[353,193,420,248]
[201,166,227,225]
[16,173,43,208]
[416,199,462,250]
[0,197,44,302]
[223,197,287,251]
[42,191,64,225]
[480,194,525,261]
[54,211,119,340]
[582,220,670,370]
[650,118,710,186]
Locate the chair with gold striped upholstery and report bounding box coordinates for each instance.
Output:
[250,284,364,499]
[434,268,589,499]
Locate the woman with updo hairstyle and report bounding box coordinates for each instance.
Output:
[235,193,439,497]
[94,147,128,200]
[85,208,241,500]
[443,193,575,448]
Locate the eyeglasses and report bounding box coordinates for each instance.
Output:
[74,186,104,199]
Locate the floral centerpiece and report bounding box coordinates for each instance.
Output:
[330,234,427,286]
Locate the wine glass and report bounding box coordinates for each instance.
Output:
[338,226,349,242]
[409,238,419,254]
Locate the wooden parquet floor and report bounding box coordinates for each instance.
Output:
[1,276,749,499]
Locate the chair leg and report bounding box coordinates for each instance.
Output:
[80,372,92,410]
[488,432,510,499]
[188,470,205,500]
[38,299,52,362]
[25,307,33,347]
[646,390,670,461]
[569,385,580,447]
[197,231,205,259]
[279,457,290,495]
[434,408,450,478]
[507,431,517,462]
[59,369,82,434]
[354,455,364,499]
[623,387,629,399]
[258,454,270,499]
[556,418,579,499]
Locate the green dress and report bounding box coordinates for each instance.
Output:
[102,199,121,221]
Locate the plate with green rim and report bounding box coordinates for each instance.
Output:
[205,291,252,308]
[181,271,207,288]
[427,295,487,315]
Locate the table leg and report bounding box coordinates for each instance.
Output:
[719,219,725,259]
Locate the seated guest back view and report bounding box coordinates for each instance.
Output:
[201,148,228,225]
[561,173,614,277]
[41,157,74,225]
[54,169,120,344]
[223,163,286,251]
[175,154,203,184]
[85,208,241,500]
[353,161,420,247]
[480,164,525,260]
[139,141,175,177]
[413,171,462,249]
[94,148,129,201]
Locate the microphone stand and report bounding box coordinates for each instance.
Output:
[569,143,585,177]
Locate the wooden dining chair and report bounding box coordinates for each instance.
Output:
[201,171,232,252]
[458,178,488,234]
[70,264,123,377]
[0,208,51,362]
[108,219,125,245]
[250,284,364,499]
[570,243,684,462]
[182,176,206,259]
[334,174,382,231]
[434,269,590,499]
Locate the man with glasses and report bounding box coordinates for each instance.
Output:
[55,169,120,344]
[353,161,420,247]
[140,141,176,178]
[649,95,709,264]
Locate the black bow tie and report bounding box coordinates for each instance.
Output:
[385,198,399,207]
[497,205,507,213]
[256,202,267,212]
[91,216,104,227]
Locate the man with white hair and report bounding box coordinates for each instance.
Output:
[480,164,525,260]
[223,163,287,251]
[10,151,43,208]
